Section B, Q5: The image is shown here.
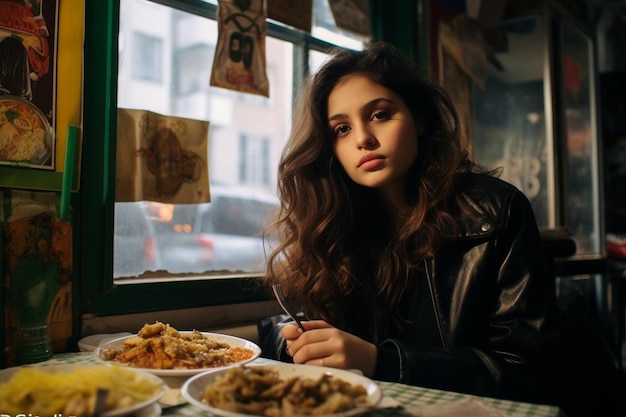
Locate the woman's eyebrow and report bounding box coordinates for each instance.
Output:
[328,97,395,123]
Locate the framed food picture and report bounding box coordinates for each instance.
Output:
[0,0,83,191]
[0,0,58,170]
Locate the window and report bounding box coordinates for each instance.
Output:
[113,0,366,283]
[559,20,601,254]
[470,15,553,228]
[81,0,368,316]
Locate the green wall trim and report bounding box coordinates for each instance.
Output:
[84,278,268,316]
[0,168,64,191]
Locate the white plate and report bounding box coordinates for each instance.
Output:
[93,331,262,377]
[78,332,133,352]
[135,402,162,417]
[181,363,383,417]
[0,364,166,417]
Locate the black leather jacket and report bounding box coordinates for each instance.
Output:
[259,174,561,405]
[373,173,561,403]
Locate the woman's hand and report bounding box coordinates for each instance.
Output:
[280,320,377,377]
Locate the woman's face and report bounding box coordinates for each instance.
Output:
[328,74,419,199]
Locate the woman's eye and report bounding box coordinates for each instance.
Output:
[334,124,350,136]
[371,110,390,121]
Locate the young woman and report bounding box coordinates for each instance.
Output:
[262,41,562,407]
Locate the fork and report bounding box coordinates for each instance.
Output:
[272,284,306,332]
[93,388,109,417]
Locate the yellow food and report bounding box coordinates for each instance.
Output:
[201,366,369,416]
[100,321,255,369]
[0,365,163,415]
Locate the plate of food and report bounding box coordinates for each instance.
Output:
[0,364,166,417]
[93,321,262,376]
[181,363,383,417]
[0,95,53,167]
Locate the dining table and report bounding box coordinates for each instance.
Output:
[1,351,565,417]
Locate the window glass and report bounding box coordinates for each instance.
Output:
[470,15,554,228]
[131,33,163,82]
[311,0,366,49]
[310,49,331,74]
[560,21,600,254]
[116,0,290,280]
[114,0,365,280]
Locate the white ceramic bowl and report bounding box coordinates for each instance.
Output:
[181,362,383,417]
[93,331,262,376]
[0,364,166,417]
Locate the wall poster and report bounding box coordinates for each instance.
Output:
[0,0,58,170]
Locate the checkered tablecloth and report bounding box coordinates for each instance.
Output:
[374,381,563,417]
[18,352,563,417]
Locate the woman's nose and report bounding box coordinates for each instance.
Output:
[354,125,377,149]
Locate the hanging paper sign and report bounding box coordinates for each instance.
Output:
[328,0,371,38]
[267,0,313,33]
[115,109,210,205]
[211,0,269,97]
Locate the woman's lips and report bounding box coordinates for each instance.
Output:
[358,154,385,171]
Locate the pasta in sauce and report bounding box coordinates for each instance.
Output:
[100,321,255,369]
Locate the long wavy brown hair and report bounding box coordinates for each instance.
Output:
[264,41,488,337]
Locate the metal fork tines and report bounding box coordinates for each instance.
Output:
[272,284,306,332]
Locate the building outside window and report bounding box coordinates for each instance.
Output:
[238,134,270,186]
[131,32,163,82]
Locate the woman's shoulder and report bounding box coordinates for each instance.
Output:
[454,172,532,224]
[456,172,521,195]
[445,173,535,241]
